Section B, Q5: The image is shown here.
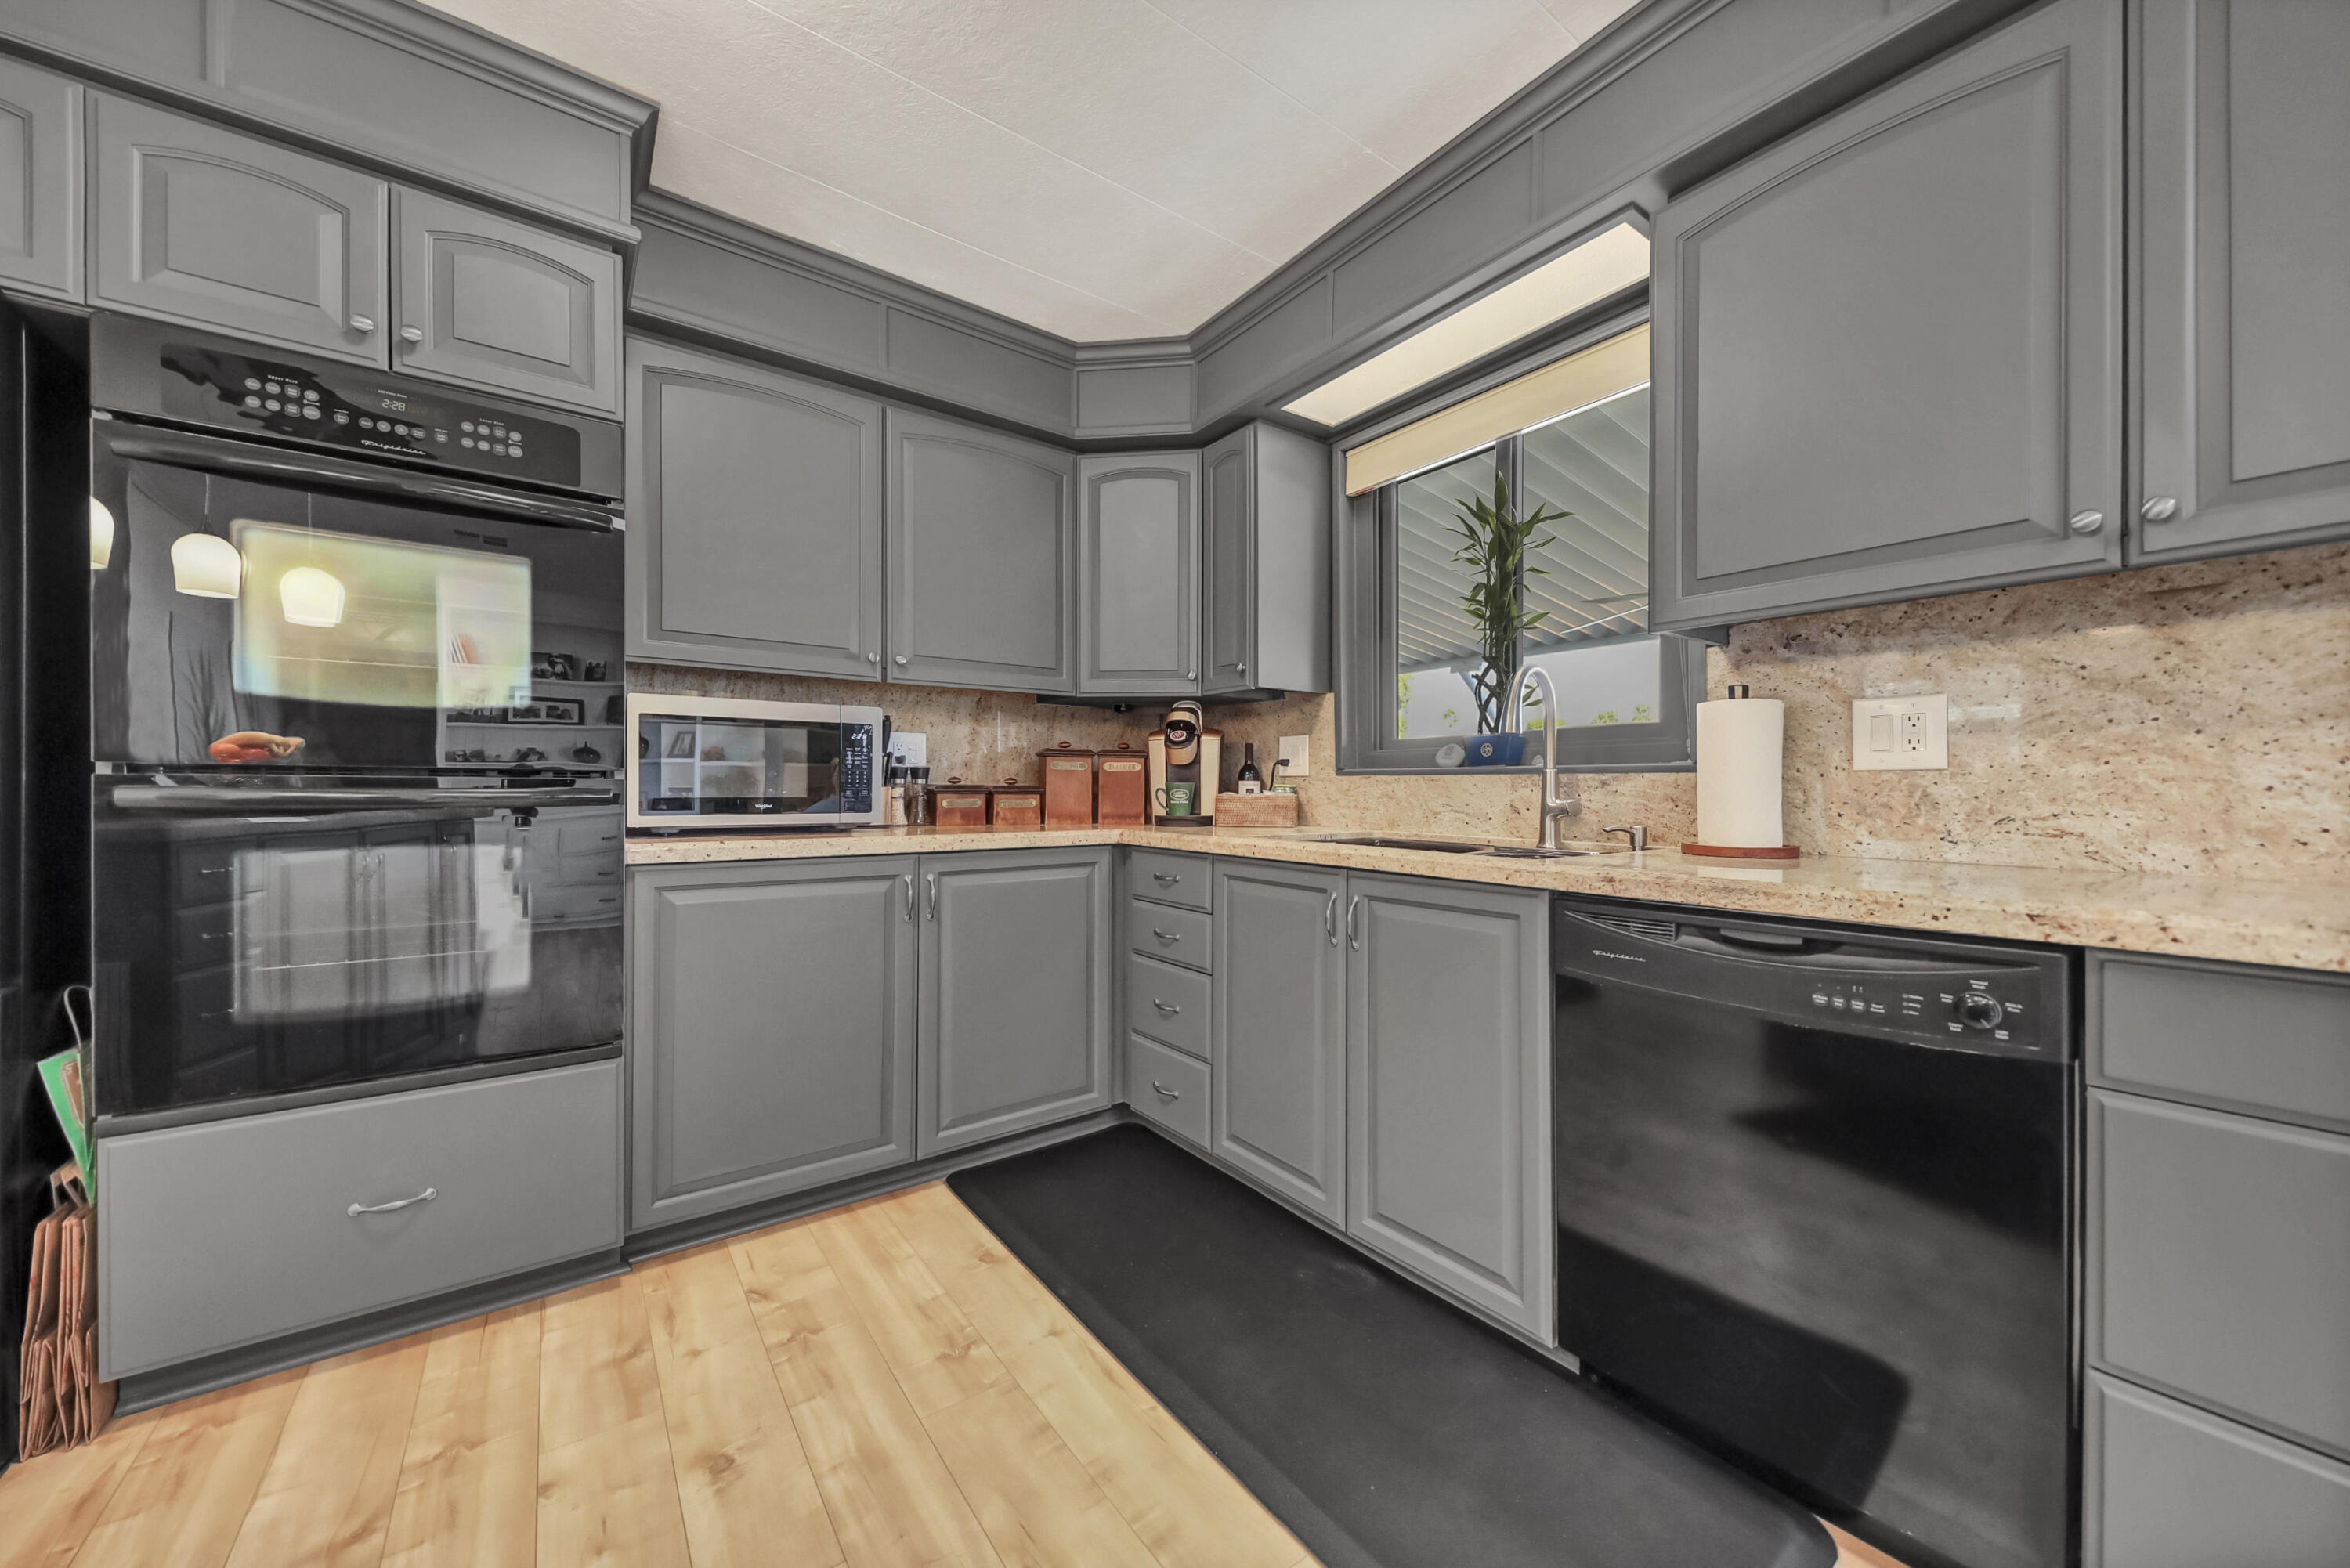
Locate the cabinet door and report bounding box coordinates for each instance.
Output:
[0,57,78,301]
[394,188,620,416]
[887,409,1076,694]
[918,847,1110,1154]
[1078,451,1198,695]
[92,94,387,365]
[629,859,916,1230]
[1650,0,2120,627]
[2131,0,2350,564]
[627,340,884,679]
[1200,426,1256,695]
[1213,858,1345,1223]
[1346,873,1552,1339]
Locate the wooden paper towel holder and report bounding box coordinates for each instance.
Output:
[1679,841,1800,858]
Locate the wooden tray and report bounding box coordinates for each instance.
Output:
[1680,841,1799,859]
[1216,792,1300,828]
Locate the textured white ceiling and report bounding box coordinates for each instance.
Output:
[430,0,1642,341]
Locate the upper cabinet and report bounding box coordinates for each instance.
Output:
[2130,0,2350,565]
[392,189,622,417]
[91,94,388,365]
[1650,0,2121,629]
[887,409,1076,695]
[1202,421,1332,696]
[626,338,885,681]
[1077,451,1198,696]
[0,57,79,302]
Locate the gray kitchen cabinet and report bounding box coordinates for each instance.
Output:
[2130,0,2350,565]
[393,188,621,416]
[0,57,79,302]
[628,858,916,1230]
[1202,422,1332,696]
[627,339,884,679]
[91,93,387,365]
[1345,872,1551,1339]
[1213,858,1346,1224]
[918,847,1110,1154]
[2086,1372,2350,1568]
[2088,952,2350,1134]
[886,409,1076,695]
[1126,1033,1210,1151]
[1078,451,1198,696]
[1650,0,2121,628]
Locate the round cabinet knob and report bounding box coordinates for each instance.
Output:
[348,314,375,333]
[2139,496,2180,523]
[1186,670,1196,681]
[1956,993,2006,1031]
[868,652,880,664]
[398,326,425,344]
[893,655,909,666]
[1237,662,1247,676]
[2066,509,2106,535]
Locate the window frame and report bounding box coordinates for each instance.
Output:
[1334,306,1705,775]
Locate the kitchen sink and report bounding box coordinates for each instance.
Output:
[1314,834,1631,858]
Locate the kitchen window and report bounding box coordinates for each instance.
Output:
[1337,316,1701,772]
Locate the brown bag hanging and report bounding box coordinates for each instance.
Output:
[16,1164,112,1458]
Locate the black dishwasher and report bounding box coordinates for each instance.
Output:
[1553,897,2075,1568]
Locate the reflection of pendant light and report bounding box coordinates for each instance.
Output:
[89,499,115,570]
[171,532,244,598]
[279,565,345,627]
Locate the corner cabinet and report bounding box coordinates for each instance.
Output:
[628,858,917,1230]
[0,57,80,302]
[1650,0,2122,627]
[887,410,1076,695]
[1077,451,1198,696]
[627,338,885,680]
[1202,422,1332,696]
[1213,858,1347,1223]
[91,93,388,365]
[2129,0,2350,565]
[392,188,621,416]
[918,847,1112,1154]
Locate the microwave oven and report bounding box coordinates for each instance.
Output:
[626,694,882,831]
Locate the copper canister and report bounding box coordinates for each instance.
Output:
[1039,745,1096,826]
[991,779,1043,831]
[932,779,992,829]
[1094,742,1148,826]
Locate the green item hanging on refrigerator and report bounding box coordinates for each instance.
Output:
[38,1049,94,1195]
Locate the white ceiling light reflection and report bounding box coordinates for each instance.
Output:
[169,533,243,598]
[89,499,115,570]
[278,565,346,628]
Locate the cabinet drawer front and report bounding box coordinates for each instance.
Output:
[2092,1090,2350,1454]
[2088,1372,2350,1568]
[1126,848,1209,910]
[1126,952,1209,1060]
[1128,896,1210,971]
[1126,1034,1209,1150]
[99,1060,620,1378]
[554,815,624,858]
[2092,954,2350,1132]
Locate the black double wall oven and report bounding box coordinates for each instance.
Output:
[87,315,626,1126]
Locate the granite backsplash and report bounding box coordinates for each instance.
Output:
[632,539,2348,882]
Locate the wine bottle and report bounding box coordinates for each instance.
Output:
[1236,742,1263,795]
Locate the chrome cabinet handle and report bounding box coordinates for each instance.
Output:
[894,655,909,666]
[1152,999,1180,1014]
[1325,891,1340,946]
[1152,927,1180,943]
[1151,1082,1180,1100]
[349,1187,435,1216]
[902,873,914,923]
[1345,894,1362,952]
[2140,496,2179,523]
[924,872,938,920]
[348,313,375,333]
[398,325,425,344]
[2067,509,2106,534]
[1152,872,1180,885]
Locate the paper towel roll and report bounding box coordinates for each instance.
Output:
[1694,695,1784,849]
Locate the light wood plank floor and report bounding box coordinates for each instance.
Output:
[1,1180,1896,1568]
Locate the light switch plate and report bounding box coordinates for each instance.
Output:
[1852,695,1947,770]
[1278,733,1310,777]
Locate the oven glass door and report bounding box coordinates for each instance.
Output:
[91,449,622,772]
[634,713,846,820]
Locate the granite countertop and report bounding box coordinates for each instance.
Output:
[627,825,2350,973]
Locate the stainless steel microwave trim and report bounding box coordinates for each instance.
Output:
[624,692,884,832]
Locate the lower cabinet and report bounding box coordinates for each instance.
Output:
[628,858,917,1230]
[1213,858,1346,1223]
[1345,873,1553,1342]
[98,1059,621,1379]
[919,847,1112,1154]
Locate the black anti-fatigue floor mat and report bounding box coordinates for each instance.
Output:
[949,1124,1835,1568]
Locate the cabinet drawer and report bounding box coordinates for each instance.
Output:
[99,1060,620,1378]
[1126,952,1209,1061]
[1126,848,1209,910]
[2092,1090,2350,1454]
[1128,896,1210,972]
[2088,1372,2350,1568]
[536,883,622,922]
[1127,1034,1209,1150]
[2091,953,2350,1132]
[553,816,624,857]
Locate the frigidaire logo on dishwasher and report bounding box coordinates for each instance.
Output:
[1590,948,1646,963]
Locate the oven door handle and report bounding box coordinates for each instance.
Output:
[110,782,620,812]
[99,428,620,530]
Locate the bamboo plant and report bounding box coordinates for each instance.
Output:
[1448,472,1567,734]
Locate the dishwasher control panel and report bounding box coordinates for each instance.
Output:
[1802,974,2042,1052]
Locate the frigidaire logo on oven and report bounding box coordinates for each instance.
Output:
[1590,948,1646,963]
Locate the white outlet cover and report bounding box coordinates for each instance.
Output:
[1278,733,1311,777]
[1852,694,1948,771]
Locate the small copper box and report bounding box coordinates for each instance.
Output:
[1094,744,1148,826]
[1039,746,1095,826]
[991,783,1043,830]
[932,781,992,829]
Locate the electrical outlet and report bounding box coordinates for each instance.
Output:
[1852,695,1948,771]
[1278,733,1310,777]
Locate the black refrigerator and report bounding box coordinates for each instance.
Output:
[0,297,92,1476]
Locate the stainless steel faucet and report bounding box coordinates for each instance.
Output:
[1520,667,1582,849]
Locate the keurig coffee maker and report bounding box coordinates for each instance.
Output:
[1146,699,1221,826]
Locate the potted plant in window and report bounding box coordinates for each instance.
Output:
[1450,473,1565,761]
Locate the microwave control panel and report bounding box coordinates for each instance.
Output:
[841,724,874,813]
